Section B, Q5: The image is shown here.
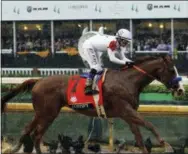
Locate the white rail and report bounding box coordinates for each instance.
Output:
[1,68,80,76]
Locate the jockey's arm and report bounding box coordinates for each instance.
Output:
[107,48,125,65]
[120,47,133,63]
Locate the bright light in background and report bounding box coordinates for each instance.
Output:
[24,26,28,30]
[104,26,107,30]
[78,24,82,28]
[148,23,152,27]
[36,24,41,30]
[36,24,40,28]
[159,24,164,29]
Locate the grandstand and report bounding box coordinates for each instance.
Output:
[1,1,188,75]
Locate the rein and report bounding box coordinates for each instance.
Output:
[121,65,158,81]
[133,65,156,80]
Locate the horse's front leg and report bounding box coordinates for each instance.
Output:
[120,102,173,153]
[123,119,149,154]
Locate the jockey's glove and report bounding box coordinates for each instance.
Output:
[126,61,135,67]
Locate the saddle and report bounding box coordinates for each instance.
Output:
[67,69,107,118]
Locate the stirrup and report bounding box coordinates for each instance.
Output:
[85,89,99,95]
[85,86,99,95]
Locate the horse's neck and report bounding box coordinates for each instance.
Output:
[130,59,162,92]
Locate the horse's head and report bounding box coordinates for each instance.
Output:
[155,55,185,96]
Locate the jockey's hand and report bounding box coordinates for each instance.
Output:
[126,61,135,68]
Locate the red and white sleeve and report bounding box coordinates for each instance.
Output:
[108,40,117,51]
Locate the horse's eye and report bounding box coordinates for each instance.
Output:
[171,70,175,73]
[169,67,175,73]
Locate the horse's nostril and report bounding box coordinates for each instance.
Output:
[177,88,185,96]
[178,88,183,93]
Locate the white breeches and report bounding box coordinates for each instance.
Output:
[80,47,103,72]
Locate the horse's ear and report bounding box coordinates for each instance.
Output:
[162,54,172,63]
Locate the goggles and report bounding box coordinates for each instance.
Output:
[118,38,129,45]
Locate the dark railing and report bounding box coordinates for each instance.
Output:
[1,52,188,74]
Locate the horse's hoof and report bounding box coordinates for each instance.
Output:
[164,142,174,153]
[142,147,149,154]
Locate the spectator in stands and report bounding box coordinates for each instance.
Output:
[157,40,168,51]
[166,42,172,55]
[144,41,151,51]
[65,39,71,47]
[26,38,33,51]
[137,42,141,51]
[55,38,62,51]
[42,39,49,51]
[21,42,27,51]
[34,39,42,51]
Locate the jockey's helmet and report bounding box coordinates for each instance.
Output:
[116,29,132,47]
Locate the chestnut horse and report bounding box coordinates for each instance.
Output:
[2,55,184,154]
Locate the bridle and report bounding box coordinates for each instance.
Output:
[121,57,182,88]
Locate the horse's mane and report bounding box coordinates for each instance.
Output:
[134,56,159,65]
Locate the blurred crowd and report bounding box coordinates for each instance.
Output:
[174,30,188,51]
[3,35,188,53]
[1,25,188,53]
[133,37,171,52]
[16,31,51,52]
[54,38,78,51]
[17,38,50,52]
[133,30,188,52]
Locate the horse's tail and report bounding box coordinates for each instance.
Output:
[1,79,39,112]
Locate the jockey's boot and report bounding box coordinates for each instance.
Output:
[84,69,99,95]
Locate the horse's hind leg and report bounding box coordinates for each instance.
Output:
[11,115,38,153]
[33,122,48,154]
[33,115,60,154]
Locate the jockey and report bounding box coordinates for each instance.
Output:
[78,28,134,95]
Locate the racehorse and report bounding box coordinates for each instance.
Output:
[1,55,184,154]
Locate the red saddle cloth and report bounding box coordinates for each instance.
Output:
[67,75,104,109]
